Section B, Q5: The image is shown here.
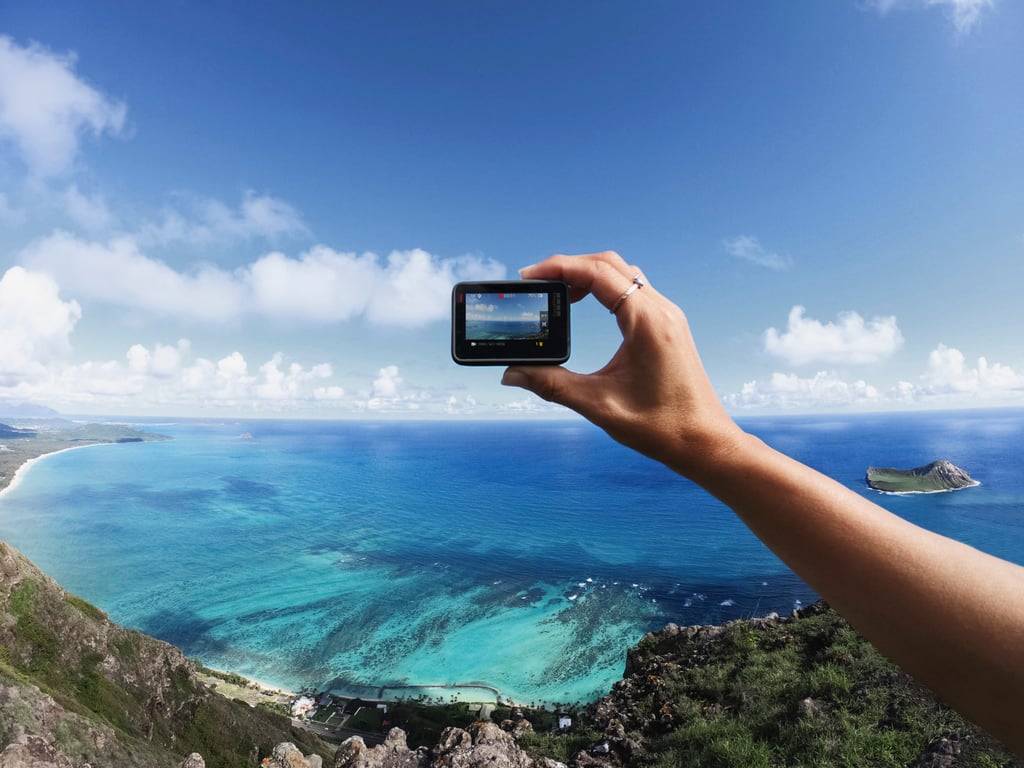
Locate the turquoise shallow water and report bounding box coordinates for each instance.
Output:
[1,412,1022,705]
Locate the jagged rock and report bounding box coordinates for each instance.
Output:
[0,734,76,768]
[333,728,425,768]
[432,722,533,767]
[438,727,472,752]
[333,722,541,768]
[0,682,116,768]
[866,460,978,493]
[500,717,533,737]
[264,742,316,768]
[179,754,206,768]
[914,732,966,767]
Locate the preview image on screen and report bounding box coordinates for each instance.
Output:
[465,292,550,341]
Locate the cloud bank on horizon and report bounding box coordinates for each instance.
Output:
[0,0,1022,417]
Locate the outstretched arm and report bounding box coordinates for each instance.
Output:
[501,251,1024,756]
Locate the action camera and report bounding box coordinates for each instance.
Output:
[451,280,570,366]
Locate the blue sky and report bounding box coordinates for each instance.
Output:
[1,0,1022,418]
[466,293,548,324]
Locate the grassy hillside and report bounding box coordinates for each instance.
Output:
[0,540,332,767]
[521,602,1021,767]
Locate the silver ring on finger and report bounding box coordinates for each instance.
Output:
[610,273,645,314]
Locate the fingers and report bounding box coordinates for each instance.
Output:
[502,365,598,416]
[520,252,646,313]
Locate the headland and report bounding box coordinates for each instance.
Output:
[0,419,170,496]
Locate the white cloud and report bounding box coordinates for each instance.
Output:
[127,340,190,378]
[866,0,996,34]
[245,247,377,323]
[12,342,347,411]
[63,185,115,231]
[0,266,82,385]
[727,371,881,410]
[763,306,904,366]
[247,245,505,326]
[255,353,333,400]
[364,249,492,326]
[23,231,246,322]
[0,36,126,179]
[372,365,402,399]
[722,235,792,271]
[25,232,505,327]
[930,0,995,33]
[139,190,310,246]
[918,343,1024,396]
[0,320,552,415]
[314,385,346,401]
[727,344,1024,411]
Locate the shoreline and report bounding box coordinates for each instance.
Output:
[0,422,171,500]
[0,440,512,712]
[198,667,300,709]
[0,443,106,500]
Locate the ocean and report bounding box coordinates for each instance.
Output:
[1,410,1022,706]
[466,319,544,340]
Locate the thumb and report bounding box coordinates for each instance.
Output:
[501,366,591,412]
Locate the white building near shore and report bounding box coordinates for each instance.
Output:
[291,696,316,718]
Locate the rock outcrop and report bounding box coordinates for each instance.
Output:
[866,459,978,493]
[330,722,564,768]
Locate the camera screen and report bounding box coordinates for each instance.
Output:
[451,280,569,365]
[465,292,550,342]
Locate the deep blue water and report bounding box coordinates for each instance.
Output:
[1,411,1022,705]
[466,319,543,340]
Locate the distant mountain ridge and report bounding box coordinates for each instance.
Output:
[0,402,60,420]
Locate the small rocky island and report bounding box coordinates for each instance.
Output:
[866,459,979,494]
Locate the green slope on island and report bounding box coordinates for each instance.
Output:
[866,460,979,493]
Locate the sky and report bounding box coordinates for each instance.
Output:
[1,0,1022,419]
[466,293,548,324]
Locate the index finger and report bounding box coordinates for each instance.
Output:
[520,251,639,309]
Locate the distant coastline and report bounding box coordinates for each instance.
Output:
[0,443,103,499]
[0,422,170,497]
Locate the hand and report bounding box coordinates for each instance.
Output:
[507,253,1024,758]
[501,251,744,475]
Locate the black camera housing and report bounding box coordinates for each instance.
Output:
[451,280,570,366]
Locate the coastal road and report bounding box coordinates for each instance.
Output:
[293,718,385,746]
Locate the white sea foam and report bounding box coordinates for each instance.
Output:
[871,480,981,496]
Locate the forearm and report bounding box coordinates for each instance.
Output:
[505,251,1024,754]
[683,430,1024,754]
